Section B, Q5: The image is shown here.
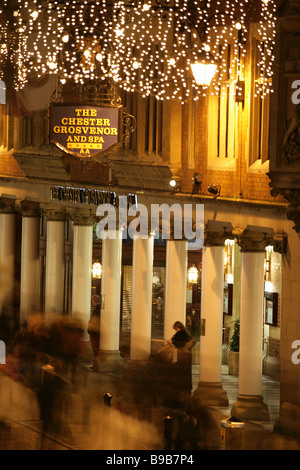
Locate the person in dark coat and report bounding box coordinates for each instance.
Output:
[169,321,193,392]
[88,295,101,371]
[170,321,193,349]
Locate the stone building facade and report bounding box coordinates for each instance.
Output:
[0,0,300,442]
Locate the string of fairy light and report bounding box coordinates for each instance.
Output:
[0,0,277,102]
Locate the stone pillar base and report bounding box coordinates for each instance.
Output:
[192,381,229,407]
[98,350,125,373]
[231,394,270,422]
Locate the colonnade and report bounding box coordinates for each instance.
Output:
[0,196,285,421]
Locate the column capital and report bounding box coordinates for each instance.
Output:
[20,199,40,218]
[204,221,234,247]
[234,226,275,253]
[0,195,16,214]
[67,207,96,226]
[41,205,66,222]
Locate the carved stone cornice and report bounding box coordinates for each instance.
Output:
[20,200,40,218]
[42,206,67,222]
[0,196,16,214]
[269,185,300,234]
[204,221,234,247]
[285,204,300,233]
[67,208,96,226]
[272,233,288,254]
[234,227,276,253]
[270,187,300,205]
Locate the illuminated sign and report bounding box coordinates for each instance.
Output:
[51,185,137,208]
[50,104,120,157]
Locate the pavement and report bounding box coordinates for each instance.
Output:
[1,355,300,452]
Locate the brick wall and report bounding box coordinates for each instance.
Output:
[180,95,286,205]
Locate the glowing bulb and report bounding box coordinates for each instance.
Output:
[48,61,57,70]
[235,22,242,30]
[62,34,70,43]
[115,27,124,37]
[203,44,211,52]
[143,3,151,11]
[96,52,103,62]
[169,58,176,65]
[30,11,39,20]
[133,60,140,69]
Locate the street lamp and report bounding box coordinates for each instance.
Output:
[190,51,218,87]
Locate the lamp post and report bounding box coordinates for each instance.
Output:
[190,56,217,86]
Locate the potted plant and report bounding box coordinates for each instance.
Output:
[228,319,240,375]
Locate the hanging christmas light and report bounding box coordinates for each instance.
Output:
[1,0,276,102]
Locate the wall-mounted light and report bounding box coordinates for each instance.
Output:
[224,239,235,284]
[92,262,102,279]
[264,246,273,282]
[208,184,221,197]
[188,265,198,284]
[169,177,180,191]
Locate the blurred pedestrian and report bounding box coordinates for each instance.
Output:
[88,295,101,371]
[168,321,194,393]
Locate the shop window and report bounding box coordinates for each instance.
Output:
[120,265,166,339]
[121,90,163,157]
[207,43,238,170]
[0,80,10,149]
[0,80,6,104]
[249,33,271,166]
[121,265,132,332]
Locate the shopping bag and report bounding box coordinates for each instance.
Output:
[156,343,177,363]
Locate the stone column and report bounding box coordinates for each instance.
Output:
[43,206,66,319]
[164,239,188,341]
[0,196,16,312]
[193,228,229,407]
[20,200,41,324]
[130,235,154,360]
[69,209,94,340]
[99,230,124,372]
[231,228,271,421]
